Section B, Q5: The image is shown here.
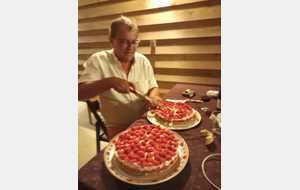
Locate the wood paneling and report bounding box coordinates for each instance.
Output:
[78,0,210,19]
[78,0,221,94]
[78,3,221,31]
[155,74,221,86]
[79,19,221,43]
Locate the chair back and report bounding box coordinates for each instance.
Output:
[86,99,109,152]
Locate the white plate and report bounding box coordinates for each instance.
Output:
[147,109,201,130]
[103,128,189,185]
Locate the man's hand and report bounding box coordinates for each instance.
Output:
[109,77,136,93]
[148,95,163,110]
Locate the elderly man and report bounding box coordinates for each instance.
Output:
[78,15,162,140]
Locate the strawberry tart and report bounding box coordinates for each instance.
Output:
[113,124,180,176]
[153,102,196,126]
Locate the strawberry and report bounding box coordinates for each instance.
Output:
[165,155,172,161]
[137,150,145,158]
[119,154,126,160]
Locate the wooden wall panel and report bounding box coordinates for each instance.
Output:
[78,0,221,96]
[78,2,221,31]
[78,0,210,19]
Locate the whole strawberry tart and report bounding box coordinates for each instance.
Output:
[113,124,180,176]
[153,102,196,126]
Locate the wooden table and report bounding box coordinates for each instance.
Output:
[78,84,221,190]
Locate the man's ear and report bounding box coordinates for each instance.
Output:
[108,35,114,46]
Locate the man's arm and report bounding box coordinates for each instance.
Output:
[148,87,160,98]
[148,87,163,108]
[78,77,136,101]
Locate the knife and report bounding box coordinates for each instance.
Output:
[165,99,203,103]
[130,88,162,107]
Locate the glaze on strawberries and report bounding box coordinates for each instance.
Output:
[113,125,180,176]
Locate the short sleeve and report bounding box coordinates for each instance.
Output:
[78,54,102,83]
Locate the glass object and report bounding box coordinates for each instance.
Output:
[210,111,221,134]
[114,38,140,47]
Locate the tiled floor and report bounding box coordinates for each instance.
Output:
[78,101,108,170]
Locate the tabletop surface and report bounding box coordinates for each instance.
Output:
[78,84,221,190]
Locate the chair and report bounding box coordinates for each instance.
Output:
[85,98,109,153]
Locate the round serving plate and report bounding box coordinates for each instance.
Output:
[103,127,189,185]
[147,109,201,130]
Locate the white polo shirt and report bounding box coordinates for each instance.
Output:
[78,49,158,127]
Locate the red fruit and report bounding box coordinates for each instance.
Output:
[162,139,168,144]
[149,140,155,146]
[163,149,169,155]
[137,126,142,130]
[133,148,139,154]
[119,134,125,140]
[115,145,123,150]
[147,157,154,162]
[143,125,148,129]
[154,143,160,149]
[139,157,146,162]
[130,143,136,149]
[129,159,137,163]
[141,141,147,146]
[150,124,156,128]
[172,147,177,152]
[142,162,148,167]
[169,151,176,156]
[156,139,162,143]
[154,155,161,161]
[117,150,124,155]
[159,152,167,158]
[123,143,130,147]
[140,146,146,151]
[129,131,136,136]
[155,125,161,129]
[153,160,160,166]
[119,154,126,160]
[124,147,132,154]
[165,155,172,161]
[167,145,173,151]
[135,143,142,148]
[146,147,154,152]
[146,130,151,135]
[146,153,153,158]
[131,127,137,131]
[156,147,162,152]
[174,142,179,147]
[134,155,140,160]
[128,140,134,144]
[160,144,166,149]
[133,139,139,144]
[128,152,135,159]
[146,162,154,167]
[136,161,141,166]
[137,151,145,157]
[114,140,122,145]
[126,134,131,140]
[168,140,174,145]
[156,134,161,138]
[123,140,129,144]
[160,158,166,163]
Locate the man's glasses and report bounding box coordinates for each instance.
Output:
[114,37,140,47]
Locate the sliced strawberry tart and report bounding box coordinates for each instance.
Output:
[153,102,196,126]
[113,124,180,176]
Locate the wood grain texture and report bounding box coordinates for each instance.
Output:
[155,74,221,85]
[79,0,210,19]
[78,20,221,43]
[78,3,221,31]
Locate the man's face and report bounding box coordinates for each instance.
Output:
[109,24,138,63]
